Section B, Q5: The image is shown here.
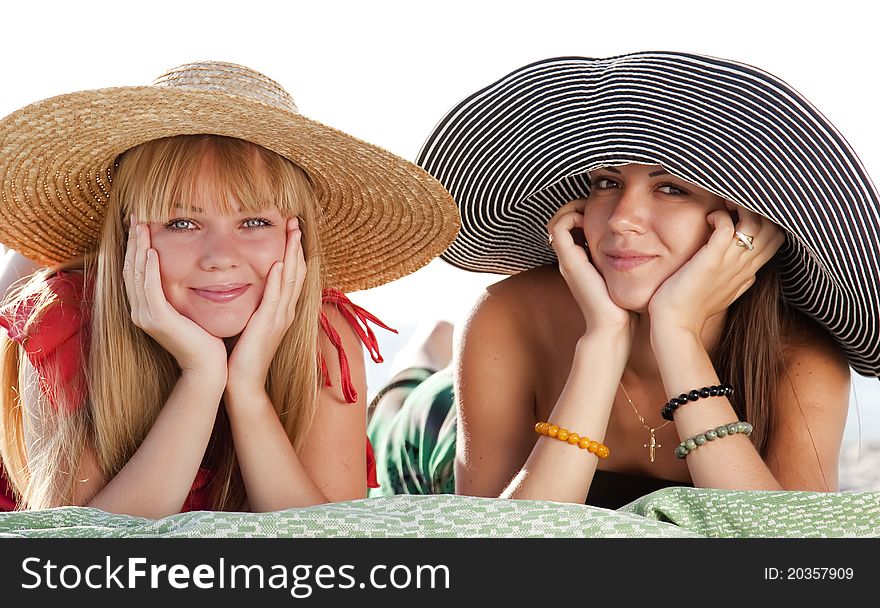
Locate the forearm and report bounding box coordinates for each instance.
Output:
[225,389,328,511]
[504,329,629,502]
[86,370,226,517]
[651,324,782,490]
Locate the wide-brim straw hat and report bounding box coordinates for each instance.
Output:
[0,61,460,292]
[417,52,880,378]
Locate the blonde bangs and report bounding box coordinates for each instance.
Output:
[115,135,311,222]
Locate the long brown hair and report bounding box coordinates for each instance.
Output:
[711,255,808,457]
[1,135,324,510]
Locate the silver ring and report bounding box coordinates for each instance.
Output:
[734,231,755,250]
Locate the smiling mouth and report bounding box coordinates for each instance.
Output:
[605,254,657,271]
[191,284,250,302]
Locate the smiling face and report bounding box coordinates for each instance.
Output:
[148,193,287,338]
[581,164,728,312]
[115,135,316,339]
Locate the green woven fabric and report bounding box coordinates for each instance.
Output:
[1,490,877,538]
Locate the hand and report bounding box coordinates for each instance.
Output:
[226,217,307,398]
[123,215,228,377]
[647,203,785,334]
[548,200,637,339]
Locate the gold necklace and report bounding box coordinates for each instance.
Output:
[619,381,672,463]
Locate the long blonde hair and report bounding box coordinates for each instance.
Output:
[1,135,323,510]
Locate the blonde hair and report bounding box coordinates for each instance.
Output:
[1,135,323,510]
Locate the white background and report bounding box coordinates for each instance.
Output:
[1,0,877,441]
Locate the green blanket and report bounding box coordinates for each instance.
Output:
[1,489,878,538]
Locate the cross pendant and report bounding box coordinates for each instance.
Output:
[643,430,661,463]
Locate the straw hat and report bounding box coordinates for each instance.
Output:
[417,52,880,378]
[0,61,460,292]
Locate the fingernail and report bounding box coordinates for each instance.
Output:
[291,217,300,230]
[136,224,141,236]
[276,262,284,273]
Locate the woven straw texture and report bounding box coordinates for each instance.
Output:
[0,61,460,292]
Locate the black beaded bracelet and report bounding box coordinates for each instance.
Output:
[660,384,734,421]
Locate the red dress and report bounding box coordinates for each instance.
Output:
[0,272,392,511]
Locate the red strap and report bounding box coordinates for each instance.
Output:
[0,467,16,511]
[318,289,396,404]
[0,271,89,414]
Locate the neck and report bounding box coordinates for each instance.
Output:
[621,310,727,391]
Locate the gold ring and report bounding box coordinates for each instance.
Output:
[734,231,755,250]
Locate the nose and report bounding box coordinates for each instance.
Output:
[197,230,242,271]
[606,186,649,235]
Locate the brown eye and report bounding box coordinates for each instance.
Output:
[590,177,620,189]
[658,184,688,196]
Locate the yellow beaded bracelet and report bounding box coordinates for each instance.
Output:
[534,422,610,458]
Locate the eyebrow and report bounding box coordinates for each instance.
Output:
[592,167,669,177]
[172,204,243,214]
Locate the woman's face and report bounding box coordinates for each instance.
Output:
[148,190,288,339]
[581,163,728,312]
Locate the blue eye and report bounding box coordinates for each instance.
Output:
[242,217,273,229]
[165,219,196,232]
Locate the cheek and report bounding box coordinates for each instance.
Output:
[247,234,287,277]
[581,209,608,261]
[150,237,195,290]
[660,213,714,262]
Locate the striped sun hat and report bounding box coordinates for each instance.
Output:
[417,52,880,378]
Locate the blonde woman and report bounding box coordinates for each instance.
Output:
[0,62,459,517]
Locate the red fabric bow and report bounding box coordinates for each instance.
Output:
[318,288,397,404]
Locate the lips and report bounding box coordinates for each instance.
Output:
[603,251,657,271]
[191,284,250,302]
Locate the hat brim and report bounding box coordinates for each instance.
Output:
[0,86,460,292]
[417,53,880,378]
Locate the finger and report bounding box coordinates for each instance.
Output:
[705,209,737,254]
[731,206,768,245]
[123,215,139,314]
[142,248,170,320]
[548,210,586,251]
[549,212,593,271]
[261,261,285,317]
[281,218,302,286]
[278,218,302,312]
[287,240,308,319]
[744,227,786,273]
[133,222,151,320]
[731,276,757,303]
[547,199,587,232]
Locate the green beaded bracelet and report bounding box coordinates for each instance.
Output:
[674,421,753,459]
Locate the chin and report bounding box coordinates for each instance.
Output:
[186,313,250,339]
[204,322,249,339]
[607,288,652,314]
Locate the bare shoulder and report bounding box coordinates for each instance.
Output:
[767,310,851,490]
[318,300,367,404]
[781,311,851,387]
[466,264,568,336]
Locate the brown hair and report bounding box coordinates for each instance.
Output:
[711,255,809,457]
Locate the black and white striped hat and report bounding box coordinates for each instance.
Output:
[417,52,880,378]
